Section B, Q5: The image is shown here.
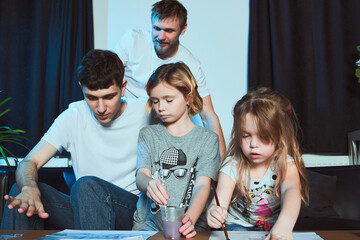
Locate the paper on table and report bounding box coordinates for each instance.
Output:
[0,234,23,239]
[209,231,323,240]
[36,230,157,240]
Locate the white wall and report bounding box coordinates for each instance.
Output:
[93,0,249,144]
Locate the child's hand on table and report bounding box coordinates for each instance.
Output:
[179,214,197,238]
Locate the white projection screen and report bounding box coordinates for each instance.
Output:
[93,0,249,144]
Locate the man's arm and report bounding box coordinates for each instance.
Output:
[5,140,58,218]
[201,95,226,159]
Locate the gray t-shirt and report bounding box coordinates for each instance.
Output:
[133,124,220,231]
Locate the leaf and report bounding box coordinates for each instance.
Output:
[0,108,11,118]
[356,68,360,78]
[0,146,10,166]
[0,97,11,107]
[0,140,29,150]
[2,145,16,156]
[0,93,29,163]
[357,45,360,52]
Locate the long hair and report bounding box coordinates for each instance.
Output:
[224,87,309,205]
[145,62,202,117]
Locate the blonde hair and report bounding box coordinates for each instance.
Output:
[145,62,203,117]
[224,87,309,206]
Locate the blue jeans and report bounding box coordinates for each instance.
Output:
[0,182,73,230]
[0,176,138,230]
[71,176,138,230]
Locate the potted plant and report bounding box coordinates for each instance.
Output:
[356,45,360,83]
[0,91,29,166]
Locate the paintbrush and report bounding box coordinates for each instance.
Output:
[211,180,230,240]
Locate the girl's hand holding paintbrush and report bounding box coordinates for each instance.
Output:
[136,168,169,205]
[206,174,235,229]
[206,177,234,240]
[207,203,228,229]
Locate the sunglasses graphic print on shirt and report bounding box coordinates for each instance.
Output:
[150,147,198,214]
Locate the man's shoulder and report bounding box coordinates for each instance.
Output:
[68,100,87,110]
[121,98,151,126]
[125,97,147,112]
[118,29,152,59]
[122,29,151,43]
[176,44,201,65]
[60,100,89,119]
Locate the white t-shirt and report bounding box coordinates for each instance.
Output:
[220,156,293,228]
[115,29,210,99]
[41,98,149,196]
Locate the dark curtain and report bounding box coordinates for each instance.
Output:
[248,0,360,154]
[0,0,93,157]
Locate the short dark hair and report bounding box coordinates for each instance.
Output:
[77,49,124,90]
[151,0,187,30]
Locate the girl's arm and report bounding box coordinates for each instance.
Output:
[265,162,301,240]
[136,168,169,205]
[206,172,236,229]
[179,176,210,238]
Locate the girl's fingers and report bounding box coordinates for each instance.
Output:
[180,218,195,237]
[209,217,222,229]
[147,188,160,204]
[220,207,228,219]
[185,230,196,239]
[157,181,169,199]
[147,183,168,205]
[211,208,225,224]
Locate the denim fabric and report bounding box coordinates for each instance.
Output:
[1,176,138,230]
[71,176,138,230]
[0,182,73,230]
[226,223,264,231]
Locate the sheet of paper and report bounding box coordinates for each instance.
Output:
[0,234,24,239]
[209,231,323,240]
[36,230,157,240]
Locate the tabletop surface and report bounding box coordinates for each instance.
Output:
[1,230,360,240]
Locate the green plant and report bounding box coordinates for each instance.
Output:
[356,45,360,83]
[0,91,29,166]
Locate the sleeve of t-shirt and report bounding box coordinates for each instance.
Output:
[196,132,220,181]
[219,157,238,184]
[41,107,74,153]
[115,29,134,66]
[136,127,152,173]
[192,64,210,98]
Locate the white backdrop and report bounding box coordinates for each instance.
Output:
[93,0,249,144]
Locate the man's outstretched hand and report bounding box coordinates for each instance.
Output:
[4,186,49,219]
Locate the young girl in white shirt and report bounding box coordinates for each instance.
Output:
[207,88,309,240]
